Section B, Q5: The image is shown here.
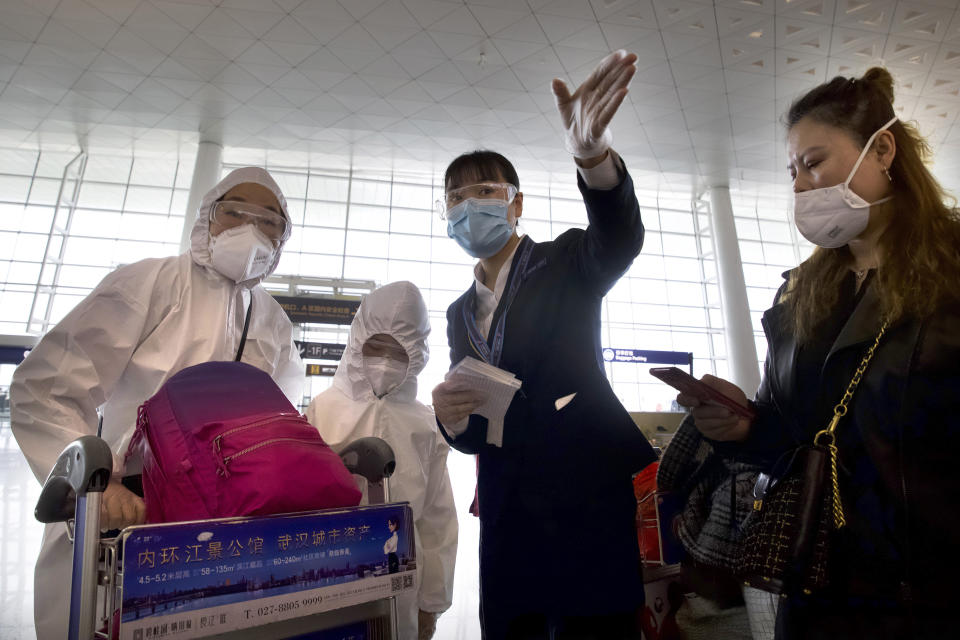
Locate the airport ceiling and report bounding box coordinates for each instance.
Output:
[0,0,958,193]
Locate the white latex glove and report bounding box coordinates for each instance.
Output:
[431,380,486,428]
[552,50,637,159]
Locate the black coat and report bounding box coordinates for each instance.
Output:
[439,168,657,634]
[736,272,960,637]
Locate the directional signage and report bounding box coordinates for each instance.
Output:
[296,341,346,361]
[601,349,693,367]
[306,364,338,377]
[273,296,360,325]
[0,346,31,365]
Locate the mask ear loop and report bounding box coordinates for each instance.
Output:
[844,116,898,188]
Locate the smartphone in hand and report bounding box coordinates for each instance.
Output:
[649,367,755,419]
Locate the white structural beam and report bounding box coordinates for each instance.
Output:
[709,185,761,396]
[179,141,223,253]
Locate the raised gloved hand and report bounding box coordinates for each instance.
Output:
[551,50,638,161]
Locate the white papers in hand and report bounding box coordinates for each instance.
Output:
[444,356,522,447]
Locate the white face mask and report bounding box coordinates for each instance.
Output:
[793,116,897,249]
[209,224,276,283]
[363,356,408,398]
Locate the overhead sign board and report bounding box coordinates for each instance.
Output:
[273,296,360,325]
[296,342,346,361]
[0,346,31,365]
[306,364,338,377]
[601,349,693,367]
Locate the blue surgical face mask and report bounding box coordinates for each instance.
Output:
[446,198,514,258]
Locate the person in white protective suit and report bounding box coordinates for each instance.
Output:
[10,166,303,640]
[305,281,457,640]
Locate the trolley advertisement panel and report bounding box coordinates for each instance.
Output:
[118,503,416,640]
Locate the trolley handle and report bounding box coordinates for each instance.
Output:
[338,437,396,484]
[35,435,113,523]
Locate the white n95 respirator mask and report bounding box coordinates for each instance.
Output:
[793,116,897,249]
[364,356,408,398]
[209,224,276,283]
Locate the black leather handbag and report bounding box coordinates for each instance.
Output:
[738,444,832,595]
[738,321,888,597]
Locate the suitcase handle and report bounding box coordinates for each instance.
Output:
[339,437,396,484]
[35,435,113,523]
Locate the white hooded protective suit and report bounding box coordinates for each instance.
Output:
[306,281,457,640]
[11,166,303,640]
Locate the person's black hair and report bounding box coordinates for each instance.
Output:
[388,516,399,527]
[444,150,519,191]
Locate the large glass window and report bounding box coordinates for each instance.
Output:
[0,148,192,335]
[731,189,813,368]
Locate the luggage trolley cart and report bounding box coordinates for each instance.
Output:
[633,465,683,639]
[36,435,417,640]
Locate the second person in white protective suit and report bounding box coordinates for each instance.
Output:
[306,281,457,640]
[11,167,303,640]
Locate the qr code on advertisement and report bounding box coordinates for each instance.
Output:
[403,574,414,589]
[391,576,403,592]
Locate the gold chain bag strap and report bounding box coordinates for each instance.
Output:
[738,321,889,596]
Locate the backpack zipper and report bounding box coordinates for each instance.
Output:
[217,437,321,477]
[211,412,303,455]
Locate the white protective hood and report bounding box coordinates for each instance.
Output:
[332,280,430,403]
[306,281,457,638]
[190,166,291,286]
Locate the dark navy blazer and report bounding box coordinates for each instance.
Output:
[439,166,657,628]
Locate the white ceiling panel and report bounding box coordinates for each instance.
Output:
[777,0,837,24]
[222,8,285,39]
[151,0,216,31]
[264,41,322,67]
[401,0,461,29]
[194,11,252,39]
[0,12,47,42]
[835,0,897,33]
[171,34,230,62]
[429,7,487,37]
[534,14,595,44]
[0,0,955,200]
[890,0,955,40]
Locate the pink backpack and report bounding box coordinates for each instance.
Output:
[128,361,361,523]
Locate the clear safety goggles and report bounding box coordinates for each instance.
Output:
[211,200,288,241]
[362,334,409,361]
[435,182,518,220]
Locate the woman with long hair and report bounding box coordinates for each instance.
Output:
[678,67,960,639]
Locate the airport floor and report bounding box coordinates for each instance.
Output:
[0,412,42,639]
